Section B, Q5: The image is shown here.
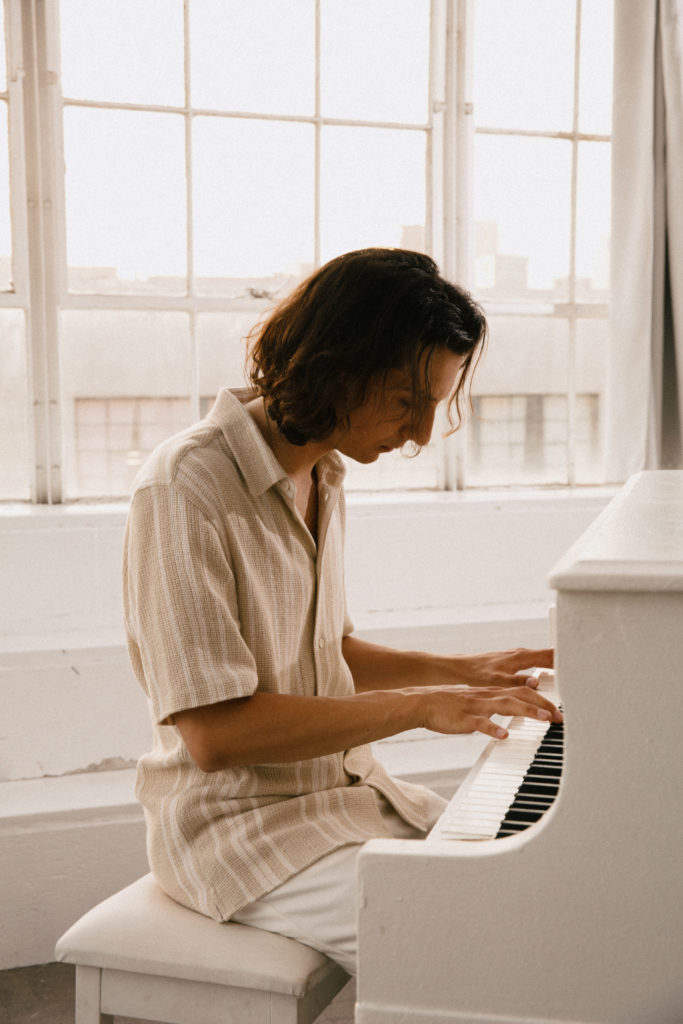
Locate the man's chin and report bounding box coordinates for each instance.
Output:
[344,450,381,464]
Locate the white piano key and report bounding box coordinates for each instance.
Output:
[435,670,561,841]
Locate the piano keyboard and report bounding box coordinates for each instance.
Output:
[437,670,563,840]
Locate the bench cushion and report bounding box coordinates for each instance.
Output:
[55,873,342,997]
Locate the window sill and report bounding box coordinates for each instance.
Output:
[0,483,617,519]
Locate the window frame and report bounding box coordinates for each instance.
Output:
[2,0,610,503]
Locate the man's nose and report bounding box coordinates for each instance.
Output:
[409,405,436,447]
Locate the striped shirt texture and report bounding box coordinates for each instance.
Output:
[123,388,435,920]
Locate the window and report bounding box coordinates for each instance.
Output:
[469,0,612,486]
[0,0,612,502]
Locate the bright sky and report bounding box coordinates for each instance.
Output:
[2,0,613,290]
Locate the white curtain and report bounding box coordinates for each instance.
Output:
[604,0,683,480]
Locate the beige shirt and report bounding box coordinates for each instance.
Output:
[123,389,434,920]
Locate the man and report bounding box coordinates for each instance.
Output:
[123,248,558,973]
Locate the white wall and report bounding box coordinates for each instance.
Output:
[0,489,609,656]
[0,488,610,967]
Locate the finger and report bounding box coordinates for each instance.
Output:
[531,648,554,668]
[520,666,556,688]
[512,683,562,714]
[472,715,509,741]
[492,670,542,689]
[479,688,563,723]
[514,694,563,723]
[493,673,538,689]
[514,657,557,689]
[487,670,539,689]
[509,647,554,670]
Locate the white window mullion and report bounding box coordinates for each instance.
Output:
[428,0,447,268]
[442,0,475,491]
[21,0,63,502]
[5,0,29,306]
[184,0,200,423]
[429,0,447,489]
[45,0,66,304]
[451,0,475,290]
[313,0,321,269]
[566,0,583,488]
[184,0,194,299]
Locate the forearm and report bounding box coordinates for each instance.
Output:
[173,688,423,772]
[342,634,554,691]
[174,679,561,773]
[342,634,449,691]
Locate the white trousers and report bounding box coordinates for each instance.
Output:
[230,790,447,975]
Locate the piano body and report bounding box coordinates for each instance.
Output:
[357,472,683,1024]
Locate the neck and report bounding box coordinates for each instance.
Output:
[246,398,331,479]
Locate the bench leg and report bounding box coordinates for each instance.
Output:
[75,965,113,1024]
[271,974,350,1024]
[270,991,306,1024]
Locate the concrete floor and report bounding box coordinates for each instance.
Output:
[0,962,356,1024]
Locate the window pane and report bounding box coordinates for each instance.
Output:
[60,311,193,497]
[72,396,191,498]
[0,311,30,499]
[198,312,255,401]
[0,102,11,290]
[468,315,569,485]
[474,0,575,131]
[64,109,186,293]
[191,0,315,115]
[576,141,611,301]
[320,0,430,123]
[320,126,426,263]
[193,117,314,284]
[60,0,184,106]
[468,394,571,487]
[575,317,607,483]
[474,136,572,295]
[579,0,614,135]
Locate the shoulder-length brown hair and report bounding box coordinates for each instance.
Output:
[247,248,487,446]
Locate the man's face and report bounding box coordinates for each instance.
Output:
[333,347,464,464]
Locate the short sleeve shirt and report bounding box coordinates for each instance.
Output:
[123,389,435,920]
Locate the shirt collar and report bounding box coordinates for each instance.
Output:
[207,388,346,497]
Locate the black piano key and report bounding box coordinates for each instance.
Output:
[536,742,563,756]
[528,760,561,772]
[494,718,565,838]
[496,821,531,836]
[540,724,564,739]
[525,764,562,778]
[504,808,546,824]
[516,781,558,798]
[512,796,554,811]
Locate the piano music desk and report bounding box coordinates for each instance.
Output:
[357,471,683,1024]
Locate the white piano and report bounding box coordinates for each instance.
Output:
[357,472,683,1024]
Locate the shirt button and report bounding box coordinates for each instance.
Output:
[318,636,326,649]
[322,488,329,502]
